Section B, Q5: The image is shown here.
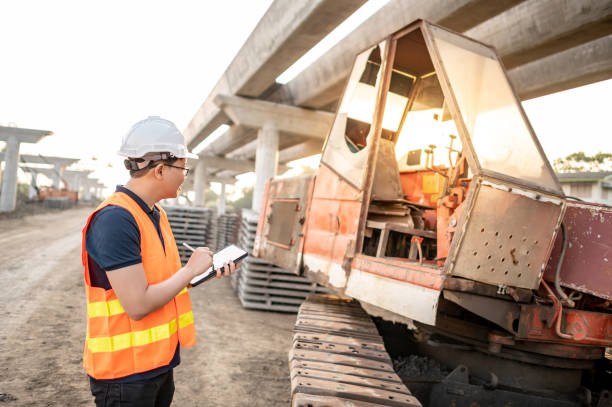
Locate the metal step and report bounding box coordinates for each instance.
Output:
[290,295,422,407]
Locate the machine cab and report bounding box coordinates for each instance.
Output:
[255,20,565,325]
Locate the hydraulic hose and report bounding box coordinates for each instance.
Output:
[554,223,574,308]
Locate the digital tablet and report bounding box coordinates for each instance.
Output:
[189,244,248,287]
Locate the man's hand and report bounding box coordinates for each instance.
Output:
[185,247,214,279]
[216,260,240,278]
[107,246,216,321]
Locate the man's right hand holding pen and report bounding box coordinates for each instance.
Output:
[182,242,238,281]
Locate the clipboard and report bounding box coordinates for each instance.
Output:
[189,244,248,287]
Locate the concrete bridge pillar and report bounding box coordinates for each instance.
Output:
[71,173,81,192]
[84,179,93,201]
[193,160,208,207]
[253,122,278,212]
[52,164,62,189]
[218,182,227,215]
[213,95,330,213]
[0,136,21,212]
[28,172,39,199]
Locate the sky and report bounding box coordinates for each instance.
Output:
[0,0,610,198]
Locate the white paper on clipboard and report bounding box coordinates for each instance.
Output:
[189,244,248,286]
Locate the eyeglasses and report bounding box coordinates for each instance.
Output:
[164,164,190,176]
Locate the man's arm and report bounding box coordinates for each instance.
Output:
[107,247,214,321]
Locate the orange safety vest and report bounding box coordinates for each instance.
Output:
[82,191,196,380]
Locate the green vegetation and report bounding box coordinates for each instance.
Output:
[17,183,31,201]
[553,151,612,173]
[229,187,253,209]
[203,189,219,208]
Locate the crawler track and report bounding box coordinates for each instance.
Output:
[289,295,421,406]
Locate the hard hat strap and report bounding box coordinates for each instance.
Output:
[123,152,176,172]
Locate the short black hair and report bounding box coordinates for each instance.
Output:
[127,153,179,178]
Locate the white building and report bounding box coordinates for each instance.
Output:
[557,171,612,205]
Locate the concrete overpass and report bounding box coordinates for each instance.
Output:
[20,166,93,193]
[0,126,53,212]
[184,0,612,211]
[11,154,79,189]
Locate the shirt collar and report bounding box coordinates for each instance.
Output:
[115,185,158,215]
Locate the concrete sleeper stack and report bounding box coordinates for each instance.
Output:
[162,205,214,264]
[232,209,331,312]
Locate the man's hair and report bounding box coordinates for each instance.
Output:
[126,153,179,178]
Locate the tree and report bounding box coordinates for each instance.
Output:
[229,187,253,209]
[17,183,31,202]
[553,151,612,173]
[204,189,218,208]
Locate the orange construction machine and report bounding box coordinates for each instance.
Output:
[254,20,611,406]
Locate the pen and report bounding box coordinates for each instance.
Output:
[182,242,216,275]
[182,242,196,252]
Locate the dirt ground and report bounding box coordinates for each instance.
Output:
[0,206,296,406]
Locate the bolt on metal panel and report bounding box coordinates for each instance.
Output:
[445,179,564,289]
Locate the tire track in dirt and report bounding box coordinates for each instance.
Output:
[0,208,91,406]
[0,208,89,342]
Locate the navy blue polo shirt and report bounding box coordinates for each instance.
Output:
[86,185,180,383]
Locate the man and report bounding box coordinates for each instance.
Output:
[82,116,236,406]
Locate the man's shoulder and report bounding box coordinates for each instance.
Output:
[89,205,138,232]
[86,204,142,271]
[95,204,134,220]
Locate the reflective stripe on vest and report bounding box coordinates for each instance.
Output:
[82,192,196,380]
[88,288,188,318]
[86,310,194,353]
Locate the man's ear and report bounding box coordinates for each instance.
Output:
[153,163,164,179]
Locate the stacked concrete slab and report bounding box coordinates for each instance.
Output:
[216,211,240,251]
[43,197,72,209]
[162,205,216,264]
[207,214,218,252]
[232,209,332,313]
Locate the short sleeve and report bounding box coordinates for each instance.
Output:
[86,206,142,271]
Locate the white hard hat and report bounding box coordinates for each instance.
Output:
[118,116,198,159]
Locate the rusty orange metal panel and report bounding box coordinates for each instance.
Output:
[253,180,272,257]
[518,304,612,347]
[312,164,361,201]
[304,231,354,264]
[254,175,315,274]
[353,254,444,291]
[399,170,444,206]
[304,164,362,262]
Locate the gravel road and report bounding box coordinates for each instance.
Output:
[0,206,295,406]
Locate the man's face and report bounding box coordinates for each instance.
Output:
[162,158,187,199]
